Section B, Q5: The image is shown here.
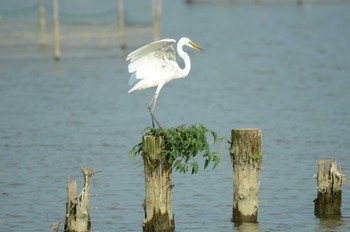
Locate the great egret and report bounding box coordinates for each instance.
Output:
[126,37,204,128]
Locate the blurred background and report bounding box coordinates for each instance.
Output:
[0,0,349,231]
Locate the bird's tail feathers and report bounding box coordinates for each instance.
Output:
[128,83,140,93]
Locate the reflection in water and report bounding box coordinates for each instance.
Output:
[316,217,344,232]
[234,222,260,232]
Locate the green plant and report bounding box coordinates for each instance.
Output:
[129,124,227,174]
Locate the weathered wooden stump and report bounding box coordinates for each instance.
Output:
[230,128,262,224]
[142,135,175,232]
[50,223,59,232]
[65,168,94,232]
[314,160,346,218]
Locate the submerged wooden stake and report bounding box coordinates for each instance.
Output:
[314,160,346,218]
[117,0,126,49]
[65,168,94,232]
[152,0,162,41]
[53,0,61,61]
[230,128,262,224]
[142,135,175,232]
[39,0,47,48]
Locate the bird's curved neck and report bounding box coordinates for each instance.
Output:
[177,42,191,78]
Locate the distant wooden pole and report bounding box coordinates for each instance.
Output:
[53,0,61,61]
[230,128,262,224]
[38,0,47,48]
[142,135,175,232]
[117,0,126,49]
[314,160,346,218]
[152,0,162,41]
[65,168,94,232]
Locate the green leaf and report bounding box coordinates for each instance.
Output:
[211,130,218,144]
[213,155,221,169]
[204,158,210,169]
[191,162,199,175]
[173,159,182,169]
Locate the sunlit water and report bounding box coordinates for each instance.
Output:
[1,1,350,231]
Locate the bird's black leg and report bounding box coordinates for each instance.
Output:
[148,106,155,128]
[148,106,161,128]
[148,90,162,128]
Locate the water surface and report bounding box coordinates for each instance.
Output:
[1,1,350,231]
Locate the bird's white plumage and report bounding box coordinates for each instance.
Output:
[126,39,177,92]
[126,37,203,127]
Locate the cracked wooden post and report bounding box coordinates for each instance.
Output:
[65,168,94,232]
[230,128,262,224]
[142,135,175,232]
[314,160,346,218]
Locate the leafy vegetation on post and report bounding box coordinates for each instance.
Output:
[129,124,227,174]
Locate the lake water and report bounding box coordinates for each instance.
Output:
[0,1,350,231]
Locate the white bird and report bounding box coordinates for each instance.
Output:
[126,37,204,128]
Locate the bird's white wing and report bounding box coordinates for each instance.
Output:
[126,39,176,73]
[126,39,178,89]
[164,46,176,62]
[126,38,176,63]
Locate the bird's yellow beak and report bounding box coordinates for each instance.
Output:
[189,41,205,53]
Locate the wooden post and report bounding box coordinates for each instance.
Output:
[142,135,175,232]
[230,128,262,224]
[50,223,59,232]
[53,0,61,61]
[152,0,162,41]
[314,160,346,218]
[39,0,47,49]
[117,0,126,49]
[65,168,94,232]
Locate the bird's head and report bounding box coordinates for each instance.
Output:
[181,37,204,53]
